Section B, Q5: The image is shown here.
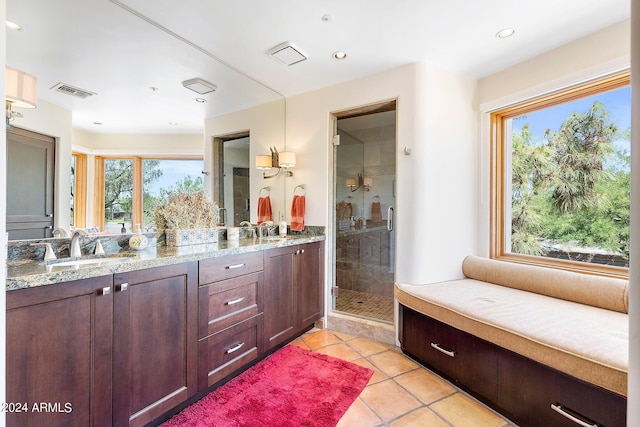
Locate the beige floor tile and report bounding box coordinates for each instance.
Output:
[394,368,456,404]
[336,398,382,427]
[390,407,450,427]
[314,343,362,361]
[368,350,419,377]
[360,379,422,421]
[430,393,507,427]
[351,358,388,385]
[333,331,358,342]
[287,338,310,350]
[348,337,392,357]
[302,330,342,349]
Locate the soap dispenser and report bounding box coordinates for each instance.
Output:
[279,213,287,237]
[128,224,148,250]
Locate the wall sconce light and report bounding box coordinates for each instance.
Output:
[347,174,373,192]
[256,146,296,179]
[5,67,37,127]
[363,177,373,191]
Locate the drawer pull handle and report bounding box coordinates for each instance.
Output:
[551,403,599,427]
[430,343,456,358]
[225,263,245,270]
[116,283,129,292]
[226,342,245,354]
[226,297,245,306]
[100,287,111,296]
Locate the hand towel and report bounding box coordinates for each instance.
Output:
[371,202,382,223]
[291,195,306,231]
[257,196,272,224]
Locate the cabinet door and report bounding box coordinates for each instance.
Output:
[6,276,113,427]
[295,241,324,328]
[263,245,297,350]
[113,262,198,427]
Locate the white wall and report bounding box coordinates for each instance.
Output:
[286,62,478,285]
[628,0,639,423]
[204,99,286,224]
[1,1,7,423]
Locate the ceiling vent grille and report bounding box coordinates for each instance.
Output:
[50,83,97,99]
[267,42,308,66]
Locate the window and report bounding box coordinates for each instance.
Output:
[490,72,630,278]
[96,156,204,233]
[71,152,87,227]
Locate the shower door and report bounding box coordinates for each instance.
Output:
[332,108,396,323]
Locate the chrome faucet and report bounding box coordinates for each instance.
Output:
[70,229,87,258]
[257,221,273,239]
[239,221,256,239]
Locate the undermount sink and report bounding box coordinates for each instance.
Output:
[259,236,286,242]
[45,255,137,269]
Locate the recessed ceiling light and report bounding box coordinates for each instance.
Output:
[332,51,348,60]
[150,87,159,92]
[93,122,102,126]
[321,14,333,23]
[169,122,178,126]
[496,28,516,39]
[5,21,23,31]
[195,98,206,103]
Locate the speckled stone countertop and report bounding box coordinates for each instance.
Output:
[6,234,325,291]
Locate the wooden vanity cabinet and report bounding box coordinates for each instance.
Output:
[263,241,324,350]
[197,252,264,389]
[113,262,198,427]
[6,275,114,427]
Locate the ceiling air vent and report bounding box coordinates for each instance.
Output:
[50,83,97,99]
[267,42,308,66]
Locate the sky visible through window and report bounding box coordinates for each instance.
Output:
[146,159,205,196]
[512,86,631,162]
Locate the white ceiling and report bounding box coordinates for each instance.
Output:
[6,0,629,134]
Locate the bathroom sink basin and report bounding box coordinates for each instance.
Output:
[45,255,137,269]
[259,236,286,242]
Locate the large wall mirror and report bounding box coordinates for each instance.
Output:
[6,0,286,239]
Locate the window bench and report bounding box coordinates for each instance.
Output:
[396,255,627,427]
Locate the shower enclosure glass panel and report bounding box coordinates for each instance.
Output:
[333,110,396,323]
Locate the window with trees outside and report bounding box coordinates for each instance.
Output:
[98,157,204,233]
[490,72,630,278]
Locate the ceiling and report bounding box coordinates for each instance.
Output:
[6,0,630,134]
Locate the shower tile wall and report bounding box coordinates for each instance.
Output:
[336,228,393,297]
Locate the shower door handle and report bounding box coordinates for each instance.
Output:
[387,206,394,231]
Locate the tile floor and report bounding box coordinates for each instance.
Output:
[335,289,395,323]
[289,329,515,427]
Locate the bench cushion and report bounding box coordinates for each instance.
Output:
[395,279,628,396]
[462,255,629,313]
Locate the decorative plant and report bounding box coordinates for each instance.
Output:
[154,190,220,230]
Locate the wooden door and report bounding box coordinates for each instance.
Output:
[6,127,55,239]
[6,276,114,427]
[113,263,198,427]
[295,241,324,328]
[263,245,296,350]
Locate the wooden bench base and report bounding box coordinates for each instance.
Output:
[400,305,626,427]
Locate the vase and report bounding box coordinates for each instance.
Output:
[164,228,219,247]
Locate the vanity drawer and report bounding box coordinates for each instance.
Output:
[199,272,263,338]
[198,314,263,390]
[199,252,263,284]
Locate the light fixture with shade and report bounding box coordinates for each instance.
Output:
[256,147,296,179]
[347,173,364,192]
[5,66,37,127]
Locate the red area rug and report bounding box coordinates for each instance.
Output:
[162,345,373,427]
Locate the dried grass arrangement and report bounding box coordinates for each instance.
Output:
[154,190,221,246]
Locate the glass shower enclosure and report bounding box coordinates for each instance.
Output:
[333,109,396,323]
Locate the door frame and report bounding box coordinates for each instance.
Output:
[327,99,398,320]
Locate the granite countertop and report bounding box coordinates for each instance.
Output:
[6,235,325,291]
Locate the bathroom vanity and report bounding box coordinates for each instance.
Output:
[5,235,324,427]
